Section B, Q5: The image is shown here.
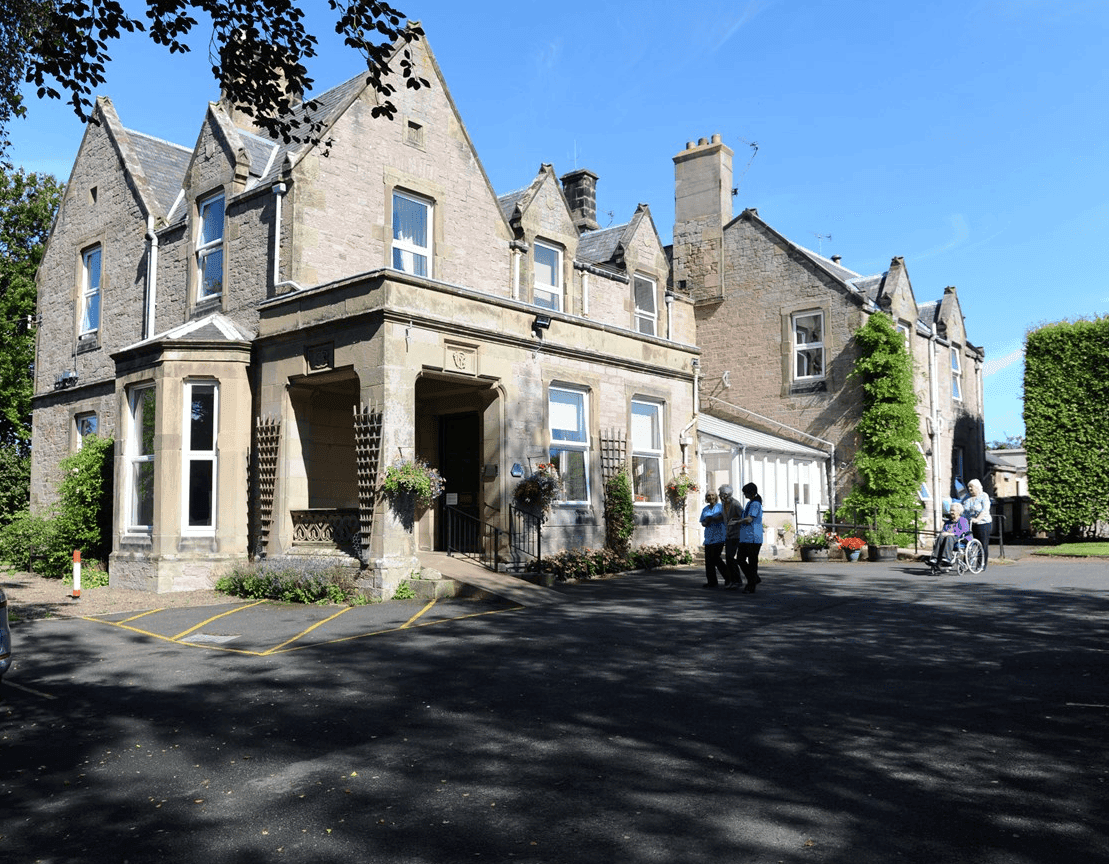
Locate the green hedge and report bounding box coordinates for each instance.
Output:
[1024,316,1109,537]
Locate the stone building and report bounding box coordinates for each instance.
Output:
[30,32,699,594]
[671,135,986,534]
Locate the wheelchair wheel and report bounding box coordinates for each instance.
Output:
[954,548,969,574]
[965,538,985,574]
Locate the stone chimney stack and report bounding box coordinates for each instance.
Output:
[672,134,733,299]
[560,168,600,232]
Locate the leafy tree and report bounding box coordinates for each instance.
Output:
[1,0,428,158]
[1024,317,1109,538]
[0,166,62,452]
[987,434,1025,450]
[837,313,926,543]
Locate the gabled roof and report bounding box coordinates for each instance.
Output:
[577,223,626,265]
[125,130,192,218]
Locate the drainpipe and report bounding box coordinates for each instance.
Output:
[679,361,701,547]
[271,182,307,293]
[144,215,158,340]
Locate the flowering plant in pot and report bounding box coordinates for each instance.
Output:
[796,529,835,560]
[838,536,867,553]
[380,458,445,509]
[513,462,564,517]
[665,469,699,505]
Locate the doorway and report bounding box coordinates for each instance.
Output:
[437,411,481,550]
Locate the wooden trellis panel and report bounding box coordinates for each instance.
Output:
[600,428,627,484]
[254,415,281,558]
[353,402,384,563]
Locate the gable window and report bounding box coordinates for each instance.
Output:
[634,275,657,335]
[548,385,589,504]
[793,311,825,380]
[80,246,101,334]
[197,193,225,300]
[128,385,156,530]
[533,241,562,311]
[951,346,962,401]
[631,399,663,504]
[392,190,432,277]
[897,321,911,348]
[184,381,218,531]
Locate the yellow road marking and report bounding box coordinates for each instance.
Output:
[401,599,437,628]
[261,606,352,655]
[119,608,164,623]
[83,617,262,653]
[171,601,267,641]
[4,680,57,699]
[268,604,523,654]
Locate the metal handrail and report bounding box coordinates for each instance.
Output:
[445,506,500,571]
[509,505,542,566]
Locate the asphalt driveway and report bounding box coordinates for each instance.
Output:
[2,556,1107,864]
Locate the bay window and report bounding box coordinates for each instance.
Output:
[184,381,218,531]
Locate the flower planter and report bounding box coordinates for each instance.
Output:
[800,547,829,562]
[868,544,899,562]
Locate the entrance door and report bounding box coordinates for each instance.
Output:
[437,411,481,550]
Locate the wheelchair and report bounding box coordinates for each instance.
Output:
[929,536,985,575]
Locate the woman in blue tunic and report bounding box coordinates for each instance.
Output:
[736,482,764,593]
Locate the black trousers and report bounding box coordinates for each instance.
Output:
[971,522,990,568]
[737,541,760,587]
[704,542,728,585]
[724,537,742,584]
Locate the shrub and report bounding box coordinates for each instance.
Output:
[604,470,634,556]
[534,543,693,580]
[0,511,56,572]
[215,557,363,604]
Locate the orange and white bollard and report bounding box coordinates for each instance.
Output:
[71,549,81,600]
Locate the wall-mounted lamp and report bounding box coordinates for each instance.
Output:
[722,370,731,388]
[691,358,700,369]
[532,314,552,338]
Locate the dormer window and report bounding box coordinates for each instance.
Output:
[533,241,562,311]
[392,190,432,277]
[80,246,101,334]
[197,193,225,300]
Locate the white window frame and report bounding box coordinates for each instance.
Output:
[548,385,590,505]
[533,241,563,311]
[196,193,225,301]
[634,274,657,336]
[80,246,101,335]
[391,190,433,277]
[127,384,156,532]
[182,380,218,534]
[951,346,963,401]
[630,398,664,506]
[793,311,825,381]
[75,412,98,447]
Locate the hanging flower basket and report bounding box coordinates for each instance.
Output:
[380,458,445,510]
[665,470,699,507]
[513,463,563,518]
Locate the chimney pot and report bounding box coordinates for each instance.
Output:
[698,137,709,146]
[711,133,722,144]
[831,255,842,264]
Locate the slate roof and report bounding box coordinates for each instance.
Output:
[118,313,254,355]
[496,188,528,221]
[577,223,626,265]
[125,130,192,217]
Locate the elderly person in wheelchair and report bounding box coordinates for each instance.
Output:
[926,501,972,574]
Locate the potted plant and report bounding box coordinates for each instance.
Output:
[513,462,564,519]
[380,458,446,510]
[796,528,834,562]
[865,519,900,561]
[665,469,699,508]
[838,535,867,562]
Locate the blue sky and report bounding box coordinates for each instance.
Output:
[9,0,1108,443]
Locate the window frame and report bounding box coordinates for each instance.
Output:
[951,346,963,401]
[792,310,826,382]
[533,240,563,312]
[547,384,590,506]
[127,384,157,533]
[80,246,101,335]
[75,412,98,447]
[630,398,664,506]
[182,380,219,534]
[391,189,433,277]
[196,192,225,301]
[633,274,657,335]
